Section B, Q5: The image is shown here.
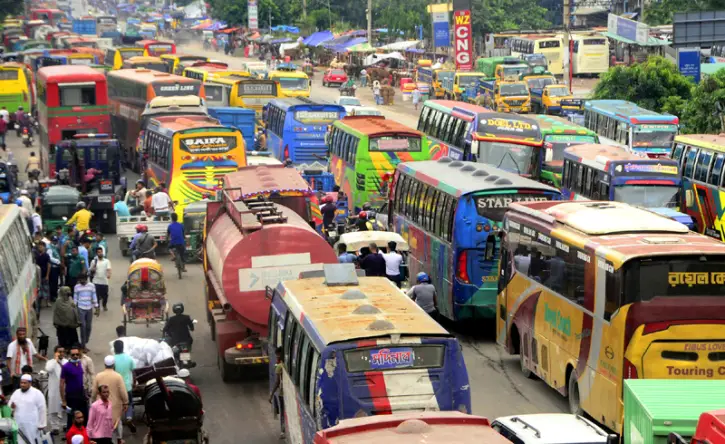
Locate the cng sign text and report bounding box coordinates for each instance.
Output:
[454,10,473,71]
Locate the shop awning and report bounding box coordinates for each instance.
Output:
[347,42,374,52]
[328,37,367,53]
[220,27,241,34]
[302,30,334,47]
[271,25,300,34]
[602,31,670,46]
[379,40,420,50]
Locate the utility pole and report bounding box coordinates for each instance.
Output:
[303,0,307,19]
[563,0,571,91]
[367,0,372,44]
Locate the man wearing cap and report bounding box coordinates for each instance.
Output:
[70,433,87,444]
[6,327,47,389]
[91,356,128,444]
[9,374,47,443]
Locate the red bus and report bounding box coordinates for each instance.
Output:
[136,40,176,57]
[36,65,111,176]
[31,9,66,27]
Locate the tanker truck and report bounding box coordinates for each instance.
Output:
[204,185,337,382]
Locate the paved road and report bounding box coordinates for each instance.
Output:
[6,49,572,442]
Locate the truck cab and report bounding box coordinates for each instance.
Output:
[495,62,530,82]
[531,84,575,114]
[480,80,531,113]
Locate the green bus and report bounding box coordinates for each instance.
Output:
[328,116,430,211]
[531,114,599,188]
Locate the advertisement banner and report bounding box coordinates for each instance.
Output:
[678,47,701,83]
[248,0,259,30]
[453,10,473,71]
[433,21,450,48]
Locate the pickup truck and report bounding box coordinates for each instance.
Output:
[117,191,172,256]
[530,84,577,114]
[478,80,531,113]
[441,72,487,101]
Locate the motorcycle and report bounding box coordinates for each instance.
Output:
[21,126,33,147]
[173,342,196,369]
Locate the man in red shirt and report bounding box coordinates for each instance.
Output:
[65,410,90,444]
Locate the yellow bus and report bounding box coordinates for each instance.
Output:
[268,70,310,98]
[122,56,167,72]
[572,34,610,76]
[508,36,564,75]
[497,200,725,434]
[142,115,247,217]
[160,54,209,75]
[0,62,34,117]
[182,65,251,83]
[103,47,145,70]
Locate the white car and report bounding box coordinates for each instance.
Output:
[349,106,383,117]
[491,414,617,444]
[335,96,362,113]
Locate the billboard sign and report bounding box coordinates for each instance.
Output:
[453,10,473,71]
[678,47,701,83]
[248,0,259,30]
[607,13,649,45]
[673,11,725,47]
[433,21,450,47]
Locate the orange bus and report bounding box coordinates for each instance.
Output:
[136,40,177,57]
[106,68,204,172]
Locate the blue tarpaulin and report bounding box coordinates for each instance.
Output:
[271,25,300,34]
[326,37,367,53]
[271,37,293,44]
[302,30,334,47]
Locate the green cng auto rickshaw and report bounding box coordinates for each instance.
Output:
[183,201,208,262]
[41,186,81,232]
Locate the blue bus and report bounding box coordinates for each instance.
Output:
[390,158,561,321]
[267,264,471,444]
[416,100,493,161]
[583,99,679,158]
[263,98,346,165]
[561,143,694,227]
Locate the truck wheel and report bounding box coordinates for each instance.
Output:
[218,353,236,383]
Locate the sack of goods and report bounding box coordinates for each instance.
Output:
[381,86,396,105]
[109,336,174,368]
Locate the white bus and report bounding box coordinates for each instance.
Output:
[508,36,564,75]
[572,35,610,76]
[0,205,37,354]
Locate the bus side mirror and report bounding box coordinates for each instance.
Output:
[685,189,694,207]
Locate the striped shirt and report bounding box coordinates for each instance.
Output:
[74,283,98,310]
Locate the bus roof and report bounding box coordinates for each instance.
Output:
[584,100,679,125]
[269,98,339,110]
[118,47,144,53]
[507,201,725,259]
[269,70,308,78]
[675,134,725,152]
[107,68,198,85]
[315,412,509,443]
[148,115,224,133]
[136,39,162,46]
[564,144,679,172]
[37,65,105,82]
[398,158,560,197]
[146,95,204,109]
[125,56,163,63]
[424,100,491,122]
[335,117,421,138]
[533,114,596,135]
[280,273,449,347]
[224,165,313,199]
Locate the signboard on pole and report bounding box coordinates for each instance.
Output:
[678,47,701,83]
[607,13,649,45]
[453,9,473,71]
[248,0,258,30]
[433,11,450,48]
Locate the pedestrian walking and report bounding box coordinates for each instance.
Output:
[34,241,51,306]
[54,287,80,349]
[407,272,438,320]
[87,385,114,444]
[412,87,421,111]
[112,340,136,432]
[360,68,367,87]
[0,115,6,148]
[24,173,40,204]
[8,374,47,443]
[66,246,86,290]
[89,248,111,311]
[45,345,68,435]
[79,238,91,270]
[66,411,90,444]
[268,347,285,440]
[382,241,404,288]
[91,356,128,442]
[80,348,95,401]
[61,345,89,430]
[91,232,107,259]
[73,273,99,350]
[48,236,63,302]
[6,327,47,390]
[0,106,9,125]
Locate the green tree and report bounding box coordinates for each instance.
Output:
[678,69,725,134]
[472,0,550,34]
[0,0,22,22]
[644,0,710,25]
[592,56,693,114]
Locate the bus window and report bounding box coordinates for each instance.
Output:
[695,150,713,182]
[710,154,725,186]
[683,147,698,178]
[60,84,96,106]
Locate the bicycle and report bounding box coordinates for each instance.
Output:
[171,245,184,279]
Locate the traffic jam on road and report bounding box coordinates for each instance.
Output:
[1,3,725,444]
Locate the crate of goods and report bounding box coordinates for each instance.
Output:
[416,83,430,95]
[624,379,725,444]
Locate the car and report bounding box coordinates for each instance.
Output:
[491,414,618,444]
[349,106,383,116]
[323,68,348,87]
[335,96,362,113]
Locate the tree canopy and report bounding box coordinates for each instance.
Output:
[679,69,725,134]
[0,1,23,22]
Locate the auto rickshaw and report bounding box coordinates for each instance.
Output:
[182,201,208,263]
[40,185,81,232]
[122,259,168,328]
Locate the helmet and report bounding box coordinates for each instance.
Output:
[358,211,367,220]
[172,303,184,315]
[135,224,144,232]
[139,224,148,232]
[322,195,333,204]
[17,106,23,111]
[362,202,372,211]
[416,272,430,283]
[76,201,86,209]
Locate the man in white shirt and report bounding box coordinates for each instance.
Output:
[0,106,9,124]
[89,247,112,311]
[151,186,174,216]
[9,374,47,443]
[6,327,47,387]
[382,241,404,288]
[31,210,42,235]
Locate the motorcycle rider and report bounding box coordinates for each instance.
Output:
[14,106,31,137]
[320,195,336,235]
[162,303,194,349]
[131,224,156,260]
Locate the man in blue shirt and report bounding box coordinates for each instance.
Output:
[167,213,186,272]
[114,199,131,217]
[337,243,356,264]
[78,237,91,269]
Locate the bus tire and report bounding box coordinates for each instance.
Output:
[519,334,535,379]
[567,369,584,415]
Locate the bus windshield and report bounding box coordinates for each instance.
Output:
[527,77,554,89]
[120,50,144,60]
[477,141,534,175]
[633,126,677,147]
[624,257,725,302]
[547,86,570,97]
[344,345,445,373]
[458,76,480,87]
[613,184,680,208]
[500,84,528,96]
[503,66,528,78]
[545,135,596,163]
[277,77,308,90]
[370,136,421,152]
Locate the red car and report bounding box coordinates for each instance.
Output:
[322,69,348,87]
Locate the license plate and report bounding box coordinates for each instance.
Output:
[22,134,28,139]
[328,230,337,238]
[180,352,191,361]
[97,196,112,203]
